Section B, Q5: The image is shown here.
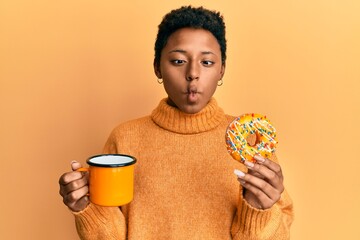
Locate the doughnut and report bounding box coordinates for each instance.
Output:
[225,113,277,163]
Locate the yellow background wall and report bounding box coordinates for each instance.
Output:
[1,0,359,239]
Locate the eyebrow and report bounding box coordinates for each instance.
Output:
[168,49,216,56]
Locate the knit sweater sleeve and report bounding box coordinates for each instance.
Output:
[231,154,294,240]
[73,204,126,240]
[72,132,127,240]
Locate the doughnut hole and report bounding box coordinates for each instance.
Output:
[246,133,257,147]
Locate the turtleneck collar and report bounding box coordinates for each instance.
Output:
[151,98,226,134]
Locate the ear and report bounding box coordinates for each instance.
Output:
[153,60,162,79]
[220,63,226,79]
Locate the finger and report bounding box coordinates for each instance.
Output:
[64,185,89,206]
[71,195,90,212]
[59,171,83,186]
[239,179,275,210]
[235,169,281,201]
[244,160,284,193]
[242,187,263,209]
[254,155,284,181]
[61,176,88,196]
[246,167,264,179]
[71,160,83,171]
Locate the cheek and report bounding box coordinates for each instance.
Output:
[162,79,181,97]
[203,73,220,96]
[161,64,183,80]
[208,82,218,96]
[161,68,184,88]
[205,71,221,88]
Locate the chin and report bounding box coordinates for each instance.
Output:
[183,109,199,114]
[180,104,203,114]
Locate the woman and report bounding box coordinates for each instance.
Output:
[59,6,294,239]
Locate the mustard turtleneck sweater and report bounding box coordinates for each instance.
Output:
[73,98,294,239]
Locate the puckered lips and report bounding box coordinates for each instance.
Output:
[185,85,200,103]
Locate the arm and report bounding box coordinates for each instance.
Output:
[231,154,294,239]
[70,133,127,240]
[73,204,126,240]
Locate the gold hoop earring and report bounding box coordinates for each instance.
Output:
[157,78,163,84]
[217,79,223,86]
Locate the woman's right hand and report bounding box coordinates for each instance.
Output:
[59,161,89,212]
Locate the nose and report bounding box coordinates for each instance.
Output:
[186,61,199,81]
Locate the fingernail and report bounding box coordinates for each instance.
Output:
[254,155,265,163]
[244,161,254,168]
[234,169,245,178]
[71,160,77,164]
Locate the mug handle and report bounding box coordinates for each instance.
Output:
[76,167,89,172]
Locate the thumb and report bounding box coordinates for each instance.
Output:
[70,160,83,171]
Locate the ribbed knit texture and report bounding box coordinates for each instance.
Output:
[74,98,294,239]
[151,98,225,134]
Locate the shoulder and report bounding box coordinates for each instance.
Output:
[109,116,153,138]
[103,115,154,154]
[117,116,152,128]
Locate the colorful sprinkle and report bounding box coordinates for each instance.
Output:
[225,113,277,163]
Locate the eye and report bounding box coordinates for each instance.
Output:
[202,60,214,66]
[171,59,186,65]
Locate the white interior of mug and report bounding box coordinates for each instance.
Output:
[88,155,135,166]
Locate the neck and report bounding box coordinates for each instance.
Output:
[151,98,226,134]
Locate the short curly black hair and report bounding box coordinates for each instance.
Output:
[154,6,227,66]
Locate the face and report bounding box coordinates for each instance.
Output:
[154,28,225,114]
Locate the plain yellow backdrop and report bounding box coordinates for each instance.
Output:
[1,0,359,239]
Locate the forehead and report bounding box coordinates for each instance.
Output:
[163,28,221,53]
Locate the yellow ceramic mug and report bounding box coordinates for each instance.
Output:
[78,154,136,206]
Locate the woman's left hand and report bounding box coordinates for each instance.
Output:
[235,154,284,210]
